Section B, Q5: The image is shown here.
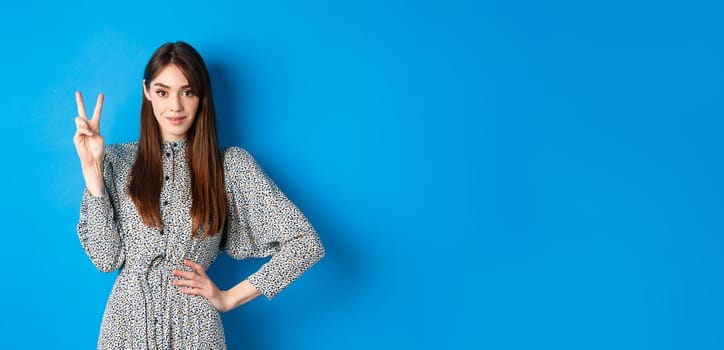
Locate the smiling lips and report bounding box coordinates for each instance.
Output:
[166,116,186,125]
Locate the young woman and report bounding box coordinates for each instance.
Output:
[74,41,324,349]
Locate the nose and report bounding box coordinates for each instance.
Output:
[169,95,183,112]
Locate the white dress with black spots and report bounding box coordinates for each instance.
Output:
[77,140,325,349]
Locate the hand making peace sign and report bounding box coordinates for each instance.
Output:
[73,91,106,196]
[73,91,105,167]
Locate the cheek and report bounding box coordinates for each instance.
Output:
[150,99,165,116]
[187,99,200,115]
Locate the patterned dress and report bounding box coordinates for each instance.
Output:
[77,140,325,349]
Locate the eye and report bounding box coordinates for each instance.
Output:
[155,90,167,97]
[182,90,195,97]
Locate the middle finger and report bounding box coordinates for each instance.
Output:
[173,270,197,280]
[91,93,104,127]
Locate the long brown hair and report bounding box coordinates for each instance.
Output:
[128,42,227,236]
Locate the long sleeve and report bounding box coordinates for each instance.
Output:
[77,146,125,272]
[222,147,325,299]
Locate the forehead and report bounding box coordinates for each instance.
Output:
[151,64,189,87]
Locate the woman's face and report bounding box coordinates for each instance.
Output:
[143,64,199,141]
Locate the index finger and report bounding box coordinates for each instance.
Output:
[75,91,87,119]
[183,259,205,274]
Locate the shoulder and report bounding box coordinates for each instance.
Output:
[221,146,266,179]
[104,141,139,165]
[222,145,249,159]
[222,146,254,168]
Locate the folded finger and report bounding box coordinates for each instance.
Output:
[74,131,95,146]
[75,116,89,129]
[75,120,95,135]
[75,128,95,138]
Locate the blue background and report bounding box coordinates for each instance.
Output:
[1,0,723,349]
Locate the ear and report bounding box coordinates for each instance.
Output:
[142,79,151,101]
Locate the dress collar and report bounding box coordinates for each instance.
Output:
[162,138,187,151]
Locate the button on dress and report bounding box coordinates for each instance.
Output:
[77,140,325,349]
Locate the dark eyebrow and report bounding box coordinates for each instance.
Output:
[152,83,192,89]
